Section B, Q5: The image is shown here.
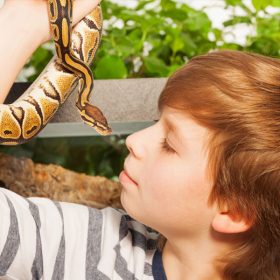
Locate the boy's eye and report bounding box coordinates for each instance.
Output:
[154,120,176,154]
[160,138,175,154]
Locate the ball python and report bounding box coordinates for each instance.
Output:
[0,0,111,145]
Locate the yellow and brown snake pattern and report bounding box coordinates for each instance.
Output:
[0,0,111,145]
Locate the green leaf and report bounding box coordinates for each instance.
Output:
[225,0,243,5]
[95,56,128,79]
[223,16,252,27]
[256,16,280,37]
[252,0,271,10]
[218,42,243,50]
[181,33,197,56]
[183,12,211,34]
[27,46,53,81]
[172,36,185,53]
[168,64,181,76]
[212,28,222,41]
[271,0,280,6]
[161,8,188,21]
[143,57,169,76]
[136,0,154,10]
[160,0,176,11]
[30,47,51,67]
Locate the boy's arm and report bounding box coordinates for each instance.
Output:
[0,187,158,279]
[0,187,102,279]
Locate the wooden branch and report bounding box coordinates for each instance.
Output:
[0,152,123,209]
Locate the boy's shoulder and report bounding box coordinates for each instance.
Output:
[101,206,160,246]
[89,207,160,279]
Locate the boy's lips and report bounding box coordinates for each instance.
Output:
[119,168,138,186]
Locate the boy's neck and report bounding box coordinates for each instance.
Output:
[162,230,239,280]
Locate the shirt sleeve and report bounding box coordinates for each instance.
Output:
[0,187,158,280]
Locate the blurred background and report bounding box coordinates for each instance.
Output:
[1,0,280,181]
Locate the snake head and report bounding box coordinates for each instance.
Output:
[79,102,112,136]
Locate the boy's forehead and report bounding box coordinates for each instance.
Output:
[159,107,211,148]
[159,108,192,141]
[159,107,193,128]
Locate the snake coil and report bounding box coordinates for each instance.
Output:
[0,0,111,145]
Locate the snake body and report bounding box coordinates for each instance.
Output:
[0,0,111,145]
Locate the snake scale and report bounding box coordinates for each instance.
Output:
[0,0,112,145]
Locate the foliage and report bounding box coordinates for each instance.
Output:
[222,0,280,56]
[23,0,280,83]
[97,0,215,78]
[3,0,279,179]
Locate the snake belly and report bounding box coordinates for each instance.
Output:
[0,0,111,145]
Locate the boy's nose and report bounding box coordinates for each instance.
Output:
[125,130,145,159]
[125,133,137,158]
[125,134,132,153]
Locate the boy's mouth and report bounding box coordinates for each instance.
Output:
[119,168,138,186]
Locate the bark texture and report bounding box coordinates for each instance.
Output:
[0,152,123,209]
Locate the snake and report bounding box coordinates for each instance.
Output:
[0,0,112,145]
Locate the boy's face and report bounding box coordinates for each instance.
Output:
[119,106,218,238]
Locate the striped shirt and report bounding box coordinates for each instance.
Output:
[0,188,166,280]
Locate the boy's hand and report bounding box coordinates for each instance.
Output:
[41,0,102,44]
[1,0,101,45]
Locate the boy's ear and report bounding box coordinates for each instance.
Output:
[212,210,252,234]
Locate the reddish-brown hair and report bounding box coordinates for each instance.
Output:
[157,50,280,279]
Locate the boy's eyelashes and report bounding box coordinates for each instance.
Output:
[153,120,176,154]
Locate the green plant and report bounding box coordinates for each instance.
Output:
[96,0,215,78]
[23,0,280,81]
[221,0,280,56]
[25,0,216,82]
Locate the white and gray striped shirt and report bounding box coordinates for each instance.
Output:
[0,188,166,280]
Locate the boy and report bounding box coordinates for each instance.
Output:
[0,49,279,279]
